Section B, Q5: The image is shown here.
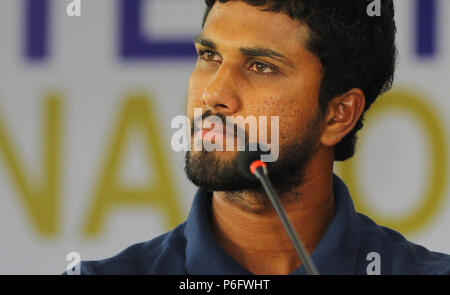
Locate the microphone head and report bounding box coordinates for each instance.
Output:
[237,144,271,179]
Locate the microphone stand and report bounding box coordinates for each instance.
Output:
[253,165,320,275]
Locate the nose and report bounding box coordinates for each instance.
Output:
[201,66,240,115]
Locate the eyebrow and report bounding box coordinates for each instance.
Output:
[194,34,295,69]
[194,35,217,49]
[239,47,294,68]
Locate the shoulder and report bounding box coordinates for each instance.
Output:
[356,213,450,275]
[78,223,187,275]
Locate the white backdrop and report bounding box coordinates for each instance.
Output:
[0,0,448,274]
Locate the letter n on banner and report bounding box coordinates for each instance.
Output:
[0,94,62,235]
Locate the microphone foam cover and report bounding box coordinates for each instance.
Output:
[237,144,271,179]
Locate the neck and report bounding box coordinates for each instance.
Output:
[210,150,335,275]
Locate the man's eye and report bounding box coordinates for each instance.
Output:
[199,49,218,61]
[249,62,277,75]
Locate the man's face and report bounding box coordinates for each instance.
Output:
[185,1,324,193]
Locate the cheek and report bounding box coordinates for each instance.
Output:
[254,93,318,146]
[256,93,311,123]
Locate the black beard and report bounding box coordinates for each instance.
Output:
[184,113,322,196]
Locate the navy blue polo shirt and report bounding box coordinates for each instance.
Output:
[76,174,450,275]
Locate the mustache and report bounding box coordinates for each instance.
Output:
[191,110,248,140]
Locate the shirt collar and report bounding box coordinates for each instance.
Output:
[184,174,361,275]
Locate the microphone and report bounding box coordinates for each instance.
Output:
[237,147,320,275]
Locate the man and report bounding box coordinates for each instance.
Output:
[73,0,450,275]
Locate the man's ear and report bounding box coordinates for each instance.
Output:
[320,88,366,147]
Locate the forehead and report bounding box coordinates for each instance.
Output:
[203,1,310,55]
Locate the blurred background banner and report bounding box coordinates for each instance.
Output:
[0,0,448,274]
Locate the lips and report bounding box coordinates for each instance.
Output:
[200,124,234,140]
[195,118,232,136]
[191,115,248,150]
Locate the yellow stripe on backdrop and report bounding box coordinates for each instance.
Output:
[0,92,184,238]
[337,89,448,235]
[82,93,184,237]
[0,94,62,236]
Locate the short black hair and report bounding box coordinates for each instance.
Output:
[202,0,397,161]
